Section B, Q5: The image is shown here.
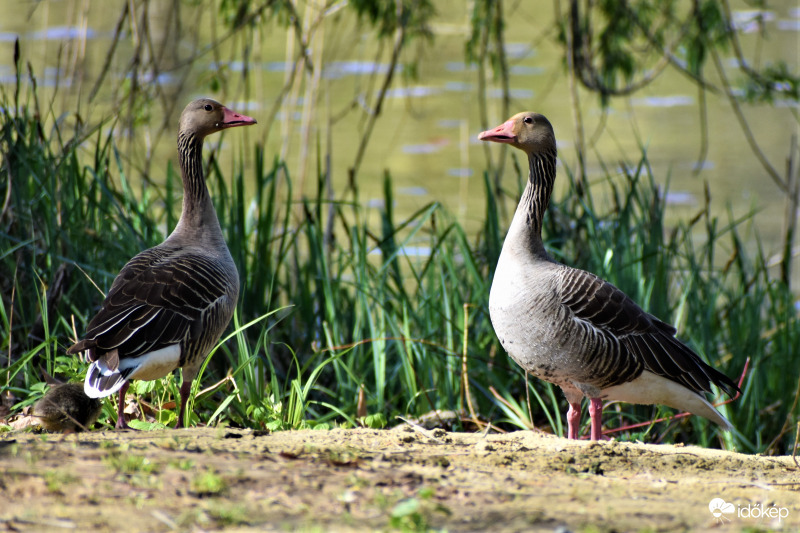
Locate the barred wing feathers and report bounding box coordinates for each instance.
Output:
[68,247,235,396]
[559,268,739,398]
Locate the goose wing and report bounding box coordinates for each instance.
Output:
[67,247,233,362]
[560,268,738,396]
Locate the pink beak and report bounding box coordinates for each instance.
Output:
[478,119,516,144]
[220,106,257,128]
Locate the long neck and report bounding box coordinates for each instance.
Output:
[174,131,219,235]
[509,149,557,256]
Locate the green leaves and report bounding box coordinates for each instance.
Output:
[350,0,435,40]
[552,0,798,110]
[684,0,729,77]
[741,61,800,104]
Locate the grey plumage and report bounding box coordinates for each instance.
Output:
[479,112,738,440]
[67,98,256,429]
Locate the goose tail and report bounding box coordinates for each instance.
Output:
[84,358,128,398]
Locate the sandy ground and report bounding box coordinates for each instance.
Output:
[0,426,798,532]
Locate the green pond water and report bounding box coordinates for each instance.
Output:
[2,1,799,273]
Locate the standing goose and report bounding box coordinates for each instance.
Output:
[479,112,738,440]
[67,98,256,429]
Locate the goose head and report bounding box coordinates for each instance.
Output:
[179,98,257,139]
[478,112,556,156]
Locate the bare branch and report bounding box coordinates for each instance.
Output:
[709,46,786,192]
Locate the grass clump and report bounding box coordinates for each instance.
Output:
[190,469,228,497]
[43,470,78,493]
[105,452,156,475]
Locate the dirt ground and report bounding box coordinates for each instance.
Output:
[0,426,798,532]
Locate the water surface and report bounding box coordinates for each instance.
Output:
[0,0,797,270]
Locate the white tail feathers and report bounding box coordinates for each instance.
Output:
[84,358,127,398]
[83,344,182,399]
[599,371,734,431]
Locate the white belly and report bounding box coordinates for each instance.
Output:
[489,252,574,383]
[123,344,182,381]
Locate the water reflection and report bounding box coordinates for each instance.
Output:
[445,62,476,72]
[731,10,776,33]
[368,246,432,258]
[448,168,473,178]
[323,61,394,79]
[402,144,442,154]
[777,20,800,31]
[210,60,249,72]
[445,81,472,92]
[276,110,303,121]
[124,71,177,87]
[0,66,15,84]
[402,138,449,154]
[437,119,461,128]
[488,88,534,99]
[445,61,541,76]
[665,191,698,206]
[399,187,428,196]
[0,66,71,88]
[510,65,545,76]
[384,86,441,99]
[211,60,399,78]
[27,26,98,40]
[632,96,694,107]
[685,161,716,172]
[730,10,800,32]
[504,43,531,59]
[228,101,261,112]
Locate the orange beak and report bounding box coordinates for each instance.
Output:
[220,106,257,128]
[478,119,516,144]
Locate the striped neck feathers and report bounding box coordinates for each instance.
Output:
[176,131,216,229]
[523,149,557,231]
[514,149,557,253]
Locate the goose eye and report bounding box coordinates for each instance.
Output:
[523,116,533,125]
[204,104,213,111]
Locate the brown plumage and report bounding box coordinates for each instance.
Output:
[479,112,738,440]
[33,383,102,433]
[67,98,256,429]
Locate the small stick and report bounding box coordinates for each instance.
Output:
[461,304,481,429]
[395,416,445,444]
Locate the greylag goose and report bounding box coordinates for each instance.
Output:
[67,98,256,429]
[479,112,738,440]
[33,383,102,432]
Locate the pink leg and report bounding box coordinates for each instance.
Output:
[115,381,131,430]
[566,401,582,439]
[176,379,193,428]
[589,398,604,440]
